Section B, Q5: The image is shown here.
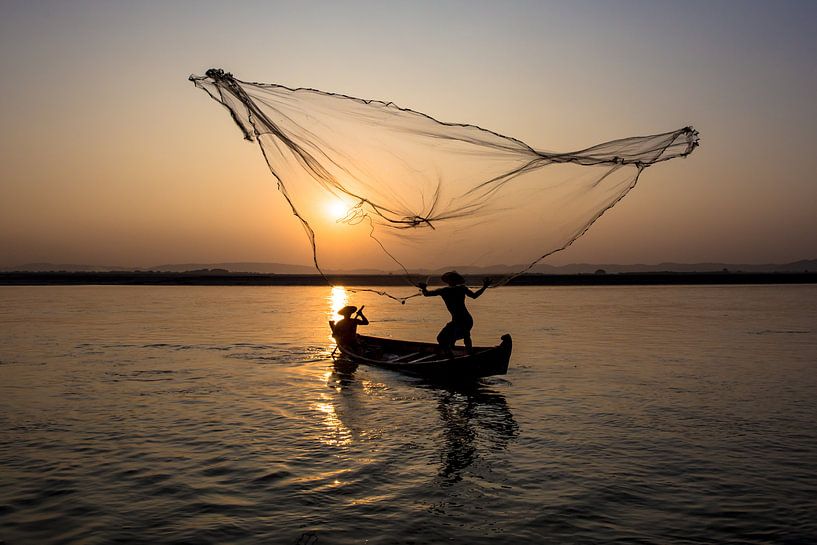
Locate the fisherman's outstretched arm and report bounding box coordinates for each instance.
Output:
[466,278,492,299]
[418,282,442,297]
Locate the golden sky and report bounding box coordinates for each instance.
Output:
[1,1,815,268]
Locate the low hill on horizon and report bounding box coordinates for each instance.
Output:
[4,259,816,275]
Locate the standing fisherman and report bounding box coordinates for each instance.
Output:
[418,271,490,355]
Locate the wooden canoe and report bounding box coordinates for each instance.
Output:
[330,321,512,379]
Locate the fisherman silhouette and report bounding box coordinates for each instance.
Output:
[419,271,490,355]
[332,305,369,349]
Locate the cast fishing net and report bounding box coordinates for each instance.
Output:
[190,69,698,301]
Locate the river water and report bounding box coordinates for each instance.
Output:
[1,285,816,544]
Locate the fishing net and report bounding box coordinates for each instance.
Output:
[190,69,698,301]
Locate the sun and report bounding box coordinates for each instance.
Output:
[326,199,349,221]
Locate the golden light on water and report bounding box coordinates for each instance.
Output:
[329,285,349,318]
[314,396,352,447]
[318,286,362,450]
[326,285,349,346]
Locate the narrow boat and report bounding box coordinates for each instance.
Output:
[330,321,512,379]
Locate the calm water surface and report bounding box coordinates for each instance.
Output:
[1,285,816,544]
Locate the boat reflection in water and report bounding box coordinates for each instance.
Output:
[431,384,519,486]
[327,357,518,489]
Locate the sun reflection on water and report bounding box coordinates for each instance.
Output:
[313,399,353,447]
[329,286,349,317]
[314,370,353,447]
[315,285,363,450]
[327,285,348,346]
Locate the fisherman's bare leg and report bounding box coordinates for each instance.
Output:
[464,335,473,355]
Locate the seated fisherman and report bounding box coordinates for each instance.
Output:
[332,305,369,348]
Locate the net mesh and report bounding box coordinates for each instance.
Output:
[190,69,698,301]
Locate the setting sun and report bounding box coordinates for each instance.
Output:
[326,199,349,222]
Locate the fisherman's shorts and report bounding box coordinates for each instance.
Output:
[437,318,473,346]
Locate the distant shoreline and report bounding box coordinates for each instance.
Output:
[1,271,815,286]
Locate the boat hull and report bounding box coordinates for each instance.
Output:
[333,331,512,380]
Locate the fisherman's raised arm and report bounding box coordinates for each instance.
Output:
[418,282,442,297]
[466,277,492,299]
[355,308,369,325]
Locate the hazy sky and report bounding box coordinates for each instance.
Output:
[1,0,815,268]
